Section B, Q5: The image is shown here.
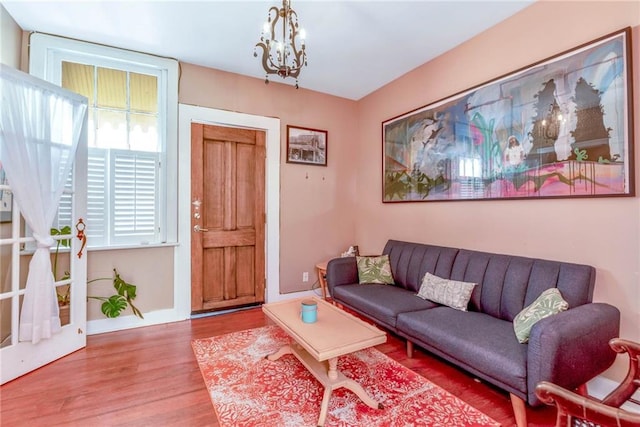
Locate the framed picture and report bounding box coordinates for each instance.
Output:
[382,27,634,202]
[0,162,12,223]
[286,125,328,166]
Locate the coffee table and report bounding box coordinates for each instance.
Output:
[262,296,387,426]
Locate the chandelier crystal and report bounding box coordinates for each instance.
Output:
[254,0,307,89]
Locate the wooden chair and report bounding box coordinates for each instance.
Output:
[536,338,640,427]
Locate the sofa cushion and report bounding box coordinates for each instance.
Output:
[383,240,459,292]
[449,249,595,321]
[416,272,476,311]
[513,287,569,343]
[397,308,527,392]
[356,255,395,284]
[331,284,437,328]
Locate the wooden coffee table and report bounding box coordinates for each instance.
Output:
[262,296,387,426]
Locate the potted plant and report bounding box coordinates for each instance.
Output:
[87,269,143,318]
[51,227,143,322]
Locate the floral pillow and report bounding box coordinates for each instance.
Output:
[513,287,569,343]
[356,255,395,285]
[416,272,476,311]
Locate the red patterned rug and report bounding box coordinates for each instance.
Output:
[192,325,499,427]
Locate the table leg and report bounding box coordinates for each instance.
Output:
[317,386,333,426]
[327,357,338,380]
[342,380,384,410]
[268,344,383,426]
[316,356,382,426]
[266,344,293,361]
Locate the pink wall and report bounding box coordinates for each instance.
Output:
[356,1,640,380]
[5,0,638,380]
[179,64,359,294]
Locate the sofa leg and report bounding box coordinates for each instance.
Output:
[406,341,413,358]
[510,393,527,427]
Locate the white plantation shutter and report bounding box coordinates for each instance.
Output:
[55,180,73,230]
[87,149,107,244]
[112,150,159,244]
[51,153,73,232]
[54,149,159,246]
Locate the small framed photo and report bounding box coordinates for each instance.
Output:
[286,125,328,166]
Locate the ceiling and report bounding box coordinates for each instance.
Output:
[1,0,534,100]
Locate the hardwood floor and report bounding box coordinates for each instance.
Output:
[0,307,556,426]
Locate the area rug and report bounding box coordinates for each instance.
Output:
[192,325,500,427]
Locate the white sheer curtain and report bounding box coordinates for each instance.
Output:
[0,64,87,344]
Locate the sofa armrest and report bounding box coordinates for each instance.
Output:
[526,302,620,406]
[326,257,358,295]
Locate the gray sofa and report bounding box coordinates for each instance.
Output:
[326,239,620,426]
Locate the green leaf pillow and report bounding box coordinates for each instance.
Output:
[356,255,395,285]
[513,287,569,343]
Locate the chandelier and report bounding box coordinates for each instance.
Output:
[254,0,307,89]
[539,102,564,140]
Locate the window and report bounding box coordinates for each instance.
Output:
[458,157,483,199]
[29,34,178,247]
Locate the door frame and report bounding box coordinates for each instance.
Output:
[176,104,280,319]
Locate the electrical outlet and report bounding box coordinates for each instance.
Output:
[302,272,309,282]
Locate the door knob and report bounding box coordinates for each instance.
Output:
[193,224,209,232]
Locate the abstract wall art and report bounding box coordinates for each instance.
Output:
[382,28,634,202]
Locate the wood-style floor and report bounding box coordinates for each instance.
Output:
[0,307,557,426]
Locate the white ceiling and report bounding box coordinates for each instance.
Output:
[1,0,534,100]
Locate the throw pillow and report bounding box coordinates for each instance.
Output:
[356,255,395,285]
[513,287,569,344]
[416,272,476,311]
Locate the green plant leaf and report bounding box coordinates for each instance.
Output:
[50,226,72,247]
[87,269,144,319]
[101,295,128,318]
[112,269,137,300]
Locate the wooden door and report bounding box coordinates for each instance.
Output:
[190,123,265,313]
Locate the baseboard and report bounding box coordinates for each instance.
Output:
[588,375,616,399]
[588,376,640,413]
[86,308,186,335]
